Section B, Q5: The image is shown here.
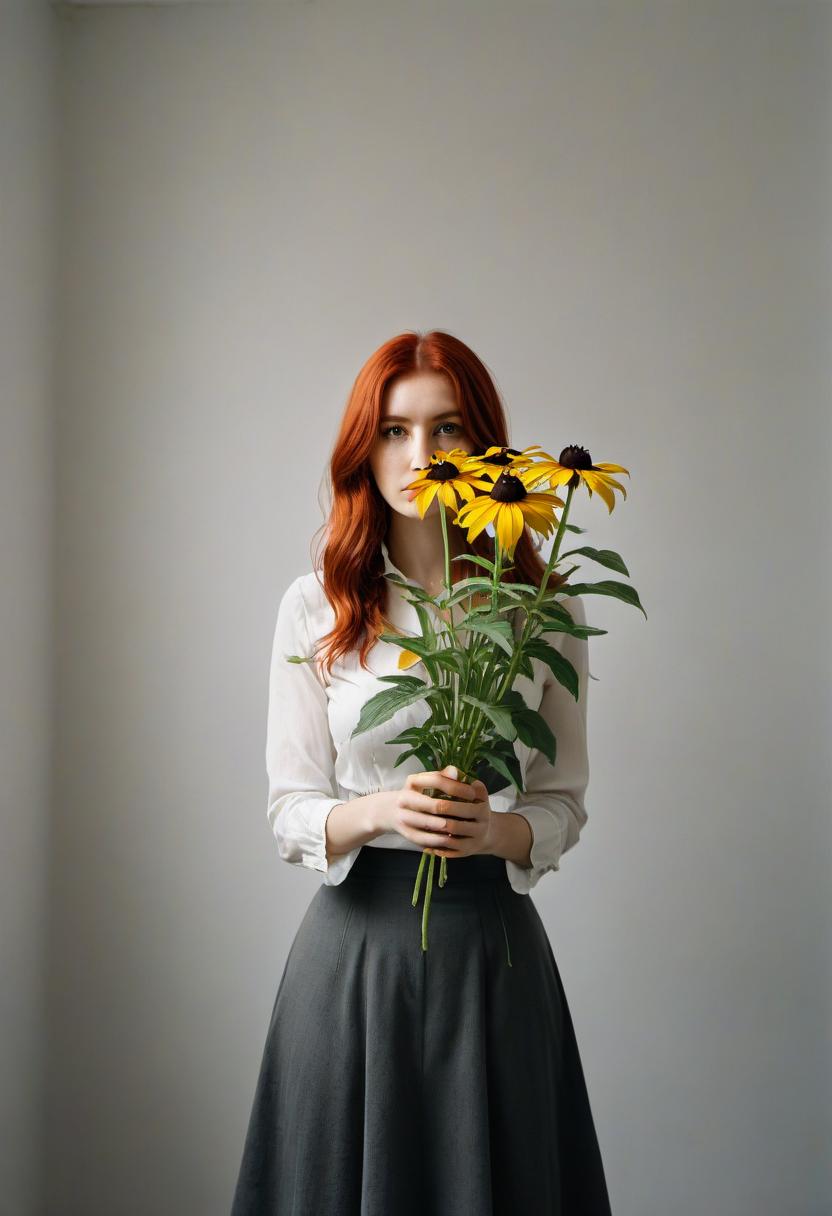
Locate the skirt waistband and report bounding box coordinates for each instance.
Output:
[348,845,508,883]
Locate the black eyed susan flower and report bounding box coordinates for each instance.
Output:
[454,466,565,559]
[459,444,551,483]
[531,444,630,513]
[406,448,479,518]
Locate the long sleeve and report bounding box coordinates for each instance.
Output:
[265,576,358,885]
[504,593,590,895]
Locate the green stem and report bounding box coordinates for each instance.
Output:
[412,849,428,906]
[457,480,577,778]
[437,499,461,756]
[412,502,464,943]
[421,853,436,951]
[492,480,576,703]
[453,534,501,759]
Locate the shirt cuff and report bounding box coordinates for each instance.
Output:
[503,806,564,895]
[319,803,362,886]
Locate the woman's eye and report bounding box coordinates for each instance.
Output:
[380,422,461,439]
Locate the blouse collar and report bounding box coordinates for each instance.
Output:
[380,538,407,582]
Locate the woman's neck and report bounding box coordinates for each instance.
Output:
[385,517,470,594]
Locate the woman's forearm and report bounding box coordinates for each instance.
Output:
[323,792,393,862]
[486,810,534,869]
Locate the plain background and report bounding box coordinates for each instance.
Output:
[2,1,830,1213]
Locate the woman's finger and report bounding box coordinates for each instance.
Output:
[405,767,479,802]
[400,789,476,820]
[398,810,472,837]
[408,824,465,848]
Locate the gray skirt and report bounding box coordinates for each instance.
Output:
[230,846,612,1216]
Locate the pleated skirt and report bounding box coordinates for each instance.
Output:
[230,846,612,1216]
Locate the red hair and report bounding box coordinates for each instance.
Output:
[310,329,566,678]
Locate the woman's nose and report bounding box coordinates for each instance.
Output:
[411,432,436,470]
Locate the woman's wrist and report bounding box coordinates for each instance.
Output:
[484,810,534,869]
[362,789,400,838]
[324,791,394,863]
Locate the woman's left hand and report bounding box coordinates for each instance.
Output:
[425,775,494,858]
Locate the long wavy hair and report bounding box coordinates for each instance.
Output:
[310,329,566,678]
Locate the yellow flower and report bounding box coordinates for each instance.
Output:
[454,465,565,559]
[530,444,629,513]
[405,448,479,518]
[397,648,422,670]
[458,444,550,481]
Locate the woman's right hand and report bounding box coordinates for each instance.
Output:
[370,765,479,849]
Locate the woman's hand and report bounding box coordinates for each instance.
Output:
[373,764,495,857]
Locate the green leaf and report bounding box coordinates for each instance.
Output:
[495,582,546,599]
[459,694,517,741]
[386,575,442,606]
[383,726,429,746]
[462,616,516,656]
[383,715,446,771]
[451,552,496,573]
[539,586,570,605]
[381,636,435,661]
[533,613,607,639]
[374,674,429,690]
[493,644,535,680]
[441,576,497,606]
[514,649,536,681]
[377,632,427,652]
[513,706,557,764]
[524,637,564,668]
[391,743,439,770]
[462,601,496,620]
[430,650,468,677]
[559,579,647,619]
[474,747,523,795]
[391,747,423,767]
[557,545,630,575]
[533,644,580,698]
[351,682,434,737]
[533,597,578,627]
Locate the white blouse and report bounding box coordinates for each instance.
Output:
[265,539,591,895]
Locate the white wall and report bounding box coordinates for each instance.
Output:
[0,3,56,1214]
[1,2,827,1213]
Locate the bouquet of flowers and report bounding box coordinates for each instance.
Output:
[356,443,643,950]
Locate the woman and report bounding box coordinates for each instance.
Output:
[230,330,612,1215]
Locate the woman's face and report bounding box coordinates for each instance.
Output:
[369,371,473,518]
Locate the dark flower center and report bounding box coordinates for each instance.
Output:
[558,444,594,470]
[485,446,523,466]
[489,471,528,503]
[426,460,461,482]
